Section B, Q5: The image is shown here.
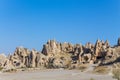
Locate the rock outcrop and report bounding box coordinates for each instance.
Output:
[0,54,7,68]
[117,38,120,46]
[0,54,14,71]
[9,47,48,69]
[0,38,120,71]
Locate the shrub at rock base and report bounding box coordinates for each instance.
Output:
[112,69,120,80]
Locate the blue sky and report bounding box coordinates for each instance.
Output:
[0,0,120,54]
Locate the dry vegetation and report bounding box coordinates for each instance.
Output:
[112,59,120,80]
[112,68,120,80]
[0,67,3,71]
[78,64,88,72]
[93,66,110,74]
[90,78,95,80]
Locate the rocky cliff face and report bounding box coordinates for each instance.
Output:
[0,38,120,71]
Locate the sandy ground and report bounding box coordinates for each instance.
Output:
[0,69,116,80]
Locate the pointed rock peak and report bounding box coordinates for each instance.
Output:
[47,40,57,44]
[105,40,110,47]
[105,40,109,44]
[95,39,101,46]
[96,39,100,43]
[117,38,120,46]
[32,48,36,51]
[101,40,104,43]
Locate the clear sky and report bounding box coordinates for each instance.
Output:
[0,0,120,54]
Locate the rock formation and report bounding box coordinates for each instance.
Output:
[117,38,120,46]
[0,38,120,71]
[0,54,14,71]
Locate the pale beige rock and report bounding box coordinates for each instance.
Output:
[0,38,120,71]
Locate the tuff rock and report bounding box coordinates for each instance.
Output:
[0,38,120,71]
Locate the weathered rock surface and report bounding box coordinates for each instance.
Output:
[0,54,15,71]
[0,38,120,71]
[0,54,7,68]
[117,38,120,46]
